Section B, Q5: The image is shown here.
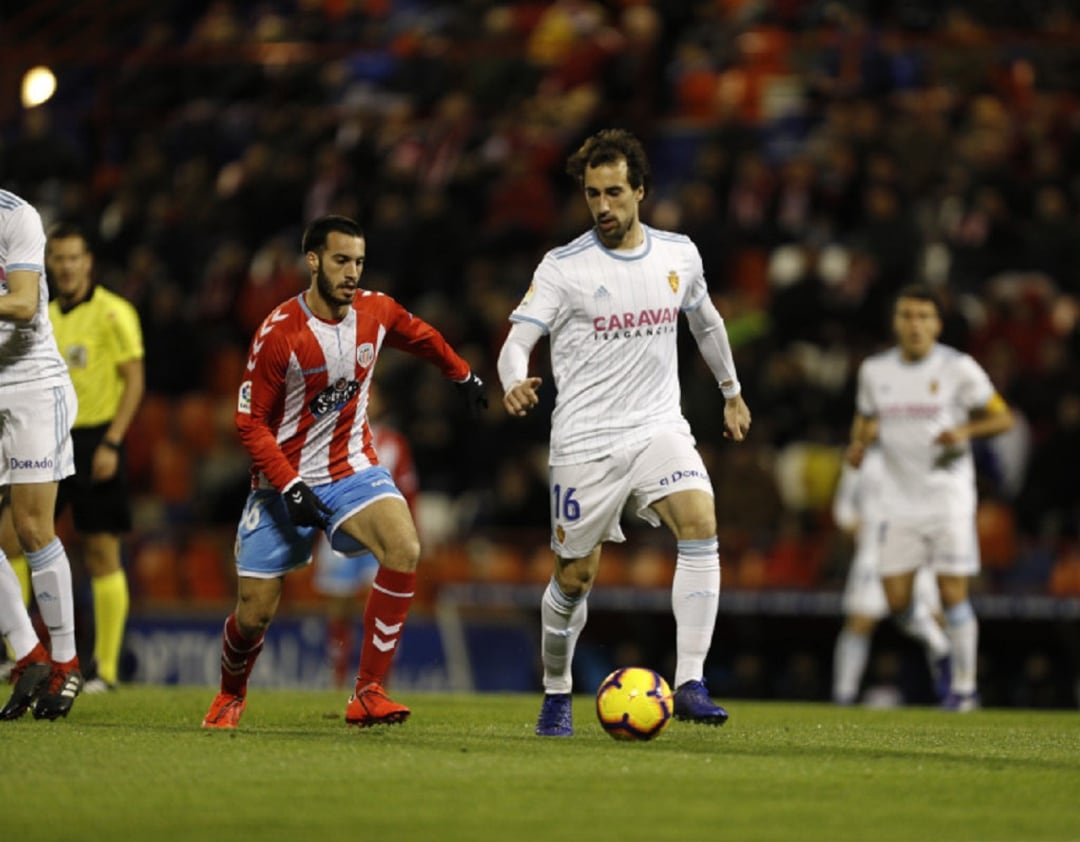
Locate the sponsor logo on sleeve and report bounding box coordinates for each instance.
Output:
[238,380,252,414]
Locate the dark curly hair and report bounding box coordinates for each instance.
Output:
[566,129,650,198]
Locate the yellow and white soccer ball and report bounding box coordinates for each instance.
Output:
[595,667,673,741]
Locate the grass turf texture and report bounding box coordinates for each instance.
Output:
[2,689,1078,842]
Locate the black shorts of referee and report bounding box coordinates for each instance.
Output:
[56,423,133,534]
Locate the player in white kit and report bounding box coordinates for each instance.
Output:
[848,284,1013,712]
[0,189,83,720]
[831,446,951,705]
[497,129,751,735]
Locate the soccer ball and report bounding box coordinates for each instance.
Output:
[595,667,673,741]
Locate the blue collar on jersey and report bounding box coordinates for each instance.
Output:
[591,226,652,261]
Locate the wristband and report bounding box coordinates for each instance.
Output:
[721,380,741,400]
[100,439,122,451]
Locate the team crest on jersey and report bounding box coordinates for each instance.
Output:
[521,283,535,305]
[930,380,939,394]
[668,270,679,293]
[238,380,252,414]
[357,343,375,368]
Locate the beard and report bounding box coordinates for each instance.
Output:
[595,217,629,248]
[315,262,352,308]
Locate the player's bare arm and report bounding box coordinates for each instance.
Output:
[846,414,878,467]
[936,393,1014,446]
[0,269,41,322]
[92,357,145,482]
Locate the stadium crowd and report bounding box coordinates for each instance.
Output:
[2,1,1080,703]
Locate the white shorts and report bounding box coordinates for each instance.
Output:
[843,523,941,618]
[549,429,712,559]
[0,383,76,485]
[877,514,980,578]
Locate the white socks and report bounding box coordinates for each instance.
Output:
[672,538,720,690]
[540,577,588,694]
[832,628,870,704]
[894,602,951,662]
[943,601,978,695]
[26,538,77,663]
[0,553,39,660]
[542,537,721,694]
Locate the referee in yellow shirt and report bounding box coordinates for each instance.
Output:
[45,222,145,692]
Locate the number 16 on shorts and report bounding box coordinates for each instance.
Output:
[552,484,579,545]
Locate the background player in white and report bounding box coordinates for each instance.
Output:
[831,446,951,705]
[498,129,751,736]
[202,214,486,729]
[847,284,1013,712]
[0,188,83,720]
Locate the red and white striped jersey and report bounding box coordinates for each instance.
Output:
[237,289,470,491]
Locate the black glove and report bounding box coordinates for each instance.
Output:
[283,481,332,528]
[456,372,489,419]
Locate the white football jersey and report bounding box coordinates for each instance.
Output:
[856,343,995,520]
[510,225,705,464]
[0,190,70,391]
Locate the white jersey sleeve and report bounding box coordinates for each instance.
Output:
[685,294,739,393]
[497,320,544,392]
[1,203,45,272]
[953,353,996,411]
[510,252,566,335]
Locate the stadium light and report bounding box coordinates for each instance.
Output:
[21,66,57,108]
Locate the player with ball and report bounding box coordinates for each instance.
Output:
[498,129,751,736]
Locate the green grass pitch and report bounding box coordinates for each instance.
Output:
[3,688,1078,842]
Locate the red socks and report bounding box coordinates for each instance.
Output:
[220,613,264,696]
[357,567,415,687]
